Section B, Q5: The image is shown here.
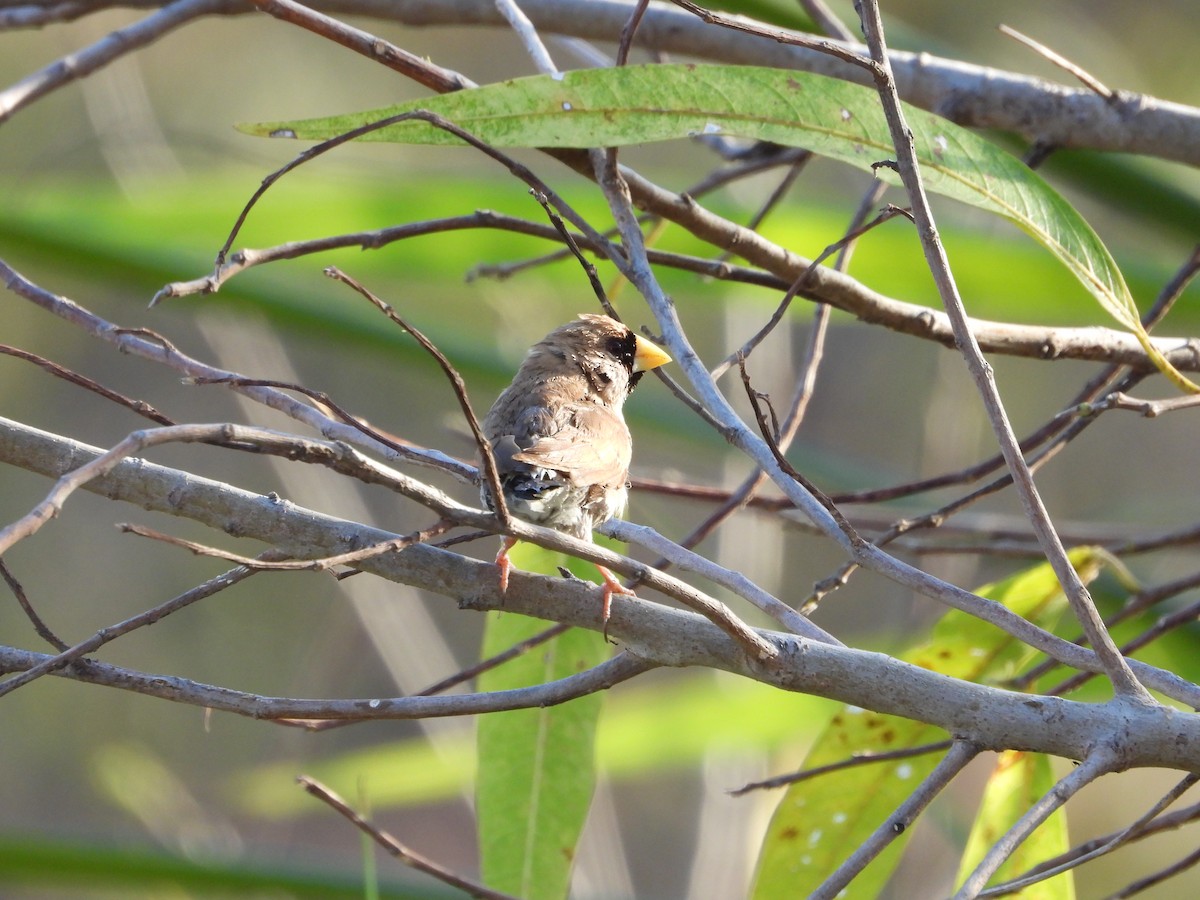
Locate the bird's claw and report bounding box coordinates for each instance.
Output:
[596,565,636,642]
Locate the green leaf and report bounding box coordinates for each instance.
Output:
[475,541,609,900]
[0,835,433,899]
[750,711,948,900]
[243,63,1196,393]
[956,751,1074,900]
[751,550,1103,898]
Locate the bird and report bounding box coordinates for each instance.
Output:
[481,313,671,632]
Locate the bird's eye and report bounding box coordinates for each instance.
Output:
[597,371,613,384]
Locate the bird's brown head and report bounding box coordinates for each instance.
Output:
[523,313,672,405]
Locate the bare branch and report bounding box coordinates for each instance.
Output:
[298,776,521,900]
[494,0,558,74]
[952,747,1119,898]
[980,772,1200,896]
[855,0,1150,702]
[0,556,67,651]
[732,739,953,796]
[600,518,839,643]
[321,266,511,529]
[0,557,265,698]
[0,0,229,125]
[813,739,980,899]
[0,345,175,426]
[247,0,472,93]
[999,24,1114,101]
[0,641,653,719]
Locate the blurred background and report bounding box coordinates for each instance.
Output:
[1,0,1198,897]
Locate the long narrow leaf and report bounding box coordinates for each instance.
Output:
[244,63,1197,392]
[475,542,609,900]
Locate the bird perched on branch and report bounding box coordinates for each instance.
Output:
[481,313,672,631]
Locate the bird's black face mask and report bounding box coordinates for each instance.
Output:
[606,331,643,393]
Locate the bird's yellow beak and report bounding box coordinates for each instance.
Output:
[632,335,672,373]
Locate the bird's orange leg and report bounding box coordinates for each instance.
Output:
[495,536,519,594]
[594,564,636,639]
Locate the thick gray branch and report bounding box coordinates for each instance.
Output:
[3,414,1200,768]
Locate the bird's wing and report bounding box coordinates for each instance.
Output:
[510,400,632,488]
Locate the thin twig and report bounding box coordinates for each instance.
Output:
[0,0,227,125]
[952,747,1119,898]
[1082,391,1200,417]
[0,345,175,425]
[855,0,1150,703]
[1046,595,1200,697]
[416,623,571,696]
[800,0,857,42]
[616,0,651,66]
[1106,846,1200,899]
[738,356,864,550]
[982,800,1200,897]
[298,775,520,900]
[998,24,1114,101]
[600,518,839,644]
[0,556,67,651]
[3,261,473,481]
[0,641,654,720]
[710,196,904,380]
[119,521,448,572]
[732,739,952,796]
[247,0,472,93]
[529,190,622,320]
[812,739,980,899]
[0,557,266,699]
[980,772,1200,896]
[665,0,873,70]
[192,375,454,467]
[322,265,512,529]
[494,0,558,74]
[1012,568,1200,691]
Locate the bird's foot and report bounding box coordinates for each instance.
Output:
[495,537,518,595]
[595,564,636,641]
